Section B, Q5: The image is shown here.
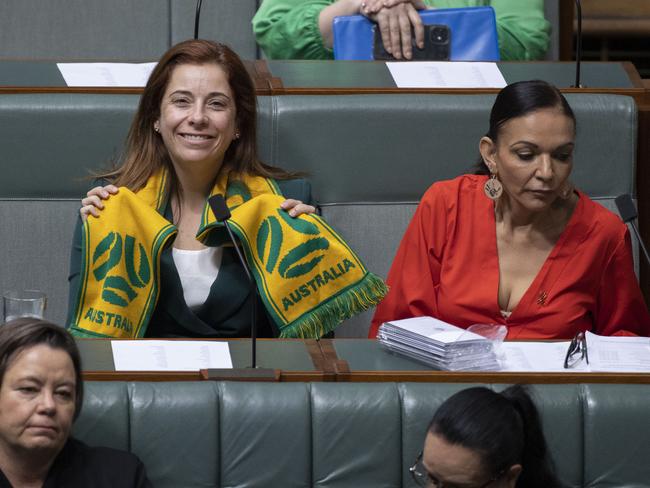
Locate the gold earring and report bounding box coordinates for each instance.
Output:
[234,131,240,139]
[154,125,160,133]
[484,172,503,200]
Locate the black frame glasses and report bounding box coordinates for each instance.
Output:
[563,331,589,369]
[410,452,504,488]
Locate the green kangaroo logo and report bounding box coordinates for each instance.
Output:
[92,233,151,307]
[256,210,329,279]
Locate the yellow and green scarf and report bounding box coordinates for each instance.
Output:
[69,169,387,339]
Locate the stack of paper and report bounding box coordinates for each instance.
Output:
[377,316,500,371]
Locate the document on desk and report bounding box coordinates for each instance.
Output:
[111,340,233,371]
[585,332,650,372]
[386,61,506,88]
[57,62,157,87]
[500,342,586,372]
[500,334,650,372]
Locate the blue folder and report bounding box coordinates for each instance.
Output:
[333,6,499,61]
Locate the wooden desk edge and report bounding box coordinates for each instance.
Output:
[335,371,650,384]
[0,86,145,94]
[83,369,333,382]
[83,370,203,382]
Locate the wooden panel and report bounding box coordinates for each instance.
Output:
[581,0,650,18]
[559,0,575,61]
[580,0,650,36]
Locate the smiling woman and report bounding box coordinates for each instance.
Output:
[66,40,386,340]
[66,40,316,339]
[155,63,239,195]
[371,80,650,339]
[0,319,151,487]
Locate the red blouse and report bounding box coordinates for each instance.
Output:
[370,175,650,339]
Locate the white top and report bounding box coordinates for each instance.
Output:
[172,246,223,310]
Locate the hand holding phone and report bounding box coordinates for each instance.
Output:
[373,24,450,61]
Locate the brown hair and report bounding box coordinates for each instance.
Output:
[0,319,84,420]
[99,39,297,192]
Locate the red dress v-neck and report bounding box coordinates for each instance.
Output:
[370,175,650,339]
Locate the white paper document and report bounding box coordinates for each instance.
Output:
[111,340,233,371]
[500,342,586,372]
[386,61,506,88]
[57,62,157,87]
[500,333,650,373]
[585,332,650,372]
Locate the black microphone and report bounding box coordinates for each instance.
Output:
[573,0,583,88]
[615,194,650,266]
[194,0,203,39]
[209,194,259,369]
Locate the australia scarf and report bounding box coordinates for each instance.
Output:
[69,169,387,339]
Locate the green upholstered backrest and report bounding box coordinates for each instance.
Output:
[257,93,636,203]
[0,0,259,60]
[0,93,635,200]
[73,381,650,487]
[0,93,637,334]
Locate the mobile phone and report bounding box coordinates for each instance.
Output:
[373,24,450,61]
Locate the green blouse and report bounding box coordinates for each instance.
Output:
[253,0,550,61]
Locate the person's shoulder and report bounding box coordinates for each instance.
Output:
[422,174,486,202]
[277,177,311,202]
[88,177,113,190]
[575,193,628,247]
[64,438,145,473]
[578,193,627,235]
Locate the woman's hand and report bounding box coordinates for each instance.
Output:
[362,0,426,60]
[280,199,317,218]
[80,185,119,221]
[361,0,426,15]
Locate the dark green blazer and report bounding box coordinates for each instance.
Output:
[67,178,312,338]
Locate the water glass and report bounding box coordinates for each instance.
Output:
[3,290,47,322]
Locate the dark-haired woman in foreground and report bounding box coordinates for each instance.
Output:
[0,319,151,487]
[371,80,650,339]
[411,386,561,488]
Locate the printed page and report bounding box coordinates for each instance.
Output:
[111,340,233,371]
[586,332,650,372]
[500,341,588,372]
[386,61,506,88]
[57,62,157,87]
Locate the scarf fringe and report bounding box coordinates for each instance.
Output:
[278,273,388,339]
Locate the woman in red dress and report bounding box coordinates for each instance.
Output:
[371,80,650,339]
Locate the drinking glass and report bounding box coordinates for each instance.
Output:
[3,290,47,322]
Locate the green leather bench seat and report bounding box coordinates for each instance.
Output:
[73,381,650,487]
[0,93,637,335]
